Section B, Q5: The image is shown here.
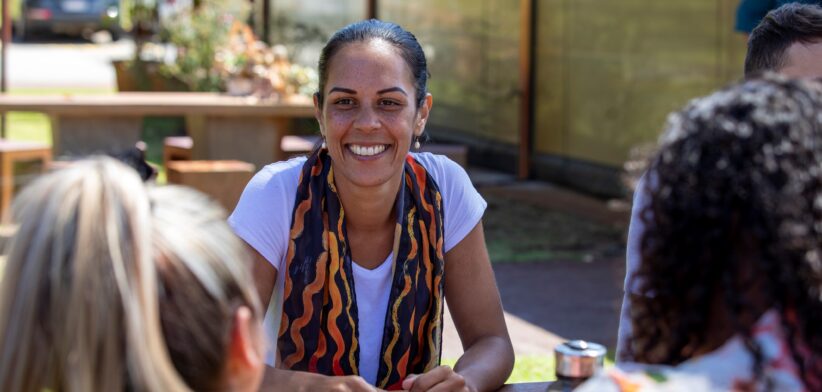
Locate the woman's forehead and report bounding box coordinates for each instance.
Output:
[325,40,415,90]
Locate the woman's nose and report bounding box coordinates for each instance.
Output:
[353,106,381,131]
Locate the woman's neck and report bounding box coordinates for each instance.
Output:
[334,174,402,233]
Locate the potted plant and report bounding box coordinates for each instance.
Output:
[112,0,189,92]
[212,21,318,100]
[157,0,250,92]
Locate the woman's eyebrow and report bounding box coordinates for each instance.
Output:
[378,87,408,96]
[329,87,357,94]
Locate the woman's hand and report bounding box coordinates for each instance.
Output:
[312,375,385,392]
[261,367,386,392]
[401,366,475,392]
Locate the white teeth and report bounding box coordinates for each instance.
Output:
[349,144,386,156]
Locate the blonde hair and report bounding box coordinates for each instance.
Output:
[0,157,188,391]
[148,185,262,390]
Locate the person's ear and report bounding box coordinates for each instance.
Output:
[414,93,433,137]
[225,306,264,386]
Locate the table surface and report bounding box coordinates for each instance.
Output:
[0,92,316,116]
[496,381,554,392]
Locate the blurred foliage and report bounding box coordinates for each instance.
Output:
[213,21,318,98]
[158,0,250,91]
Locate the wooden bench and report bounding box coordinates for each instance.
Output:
[164,134,323,167]
[163,136,194,168]
[281,135,321,158]
[166,160,255,212]
[0,140,52,222]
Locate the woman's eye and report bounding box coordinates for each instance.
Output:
[334,98,354,106]
[380,99,401,106]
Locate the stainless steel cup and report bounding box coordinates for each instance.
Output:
[554,340,607,380]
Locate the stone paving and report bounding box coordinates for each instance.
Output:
[441,169,630,359]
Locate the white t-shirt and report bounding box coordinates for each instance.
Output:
[616,173,652,362]
[228,152,486,385]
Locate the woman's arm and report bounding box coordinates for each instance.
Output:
[249,245,277,311]
[403,222,514,392]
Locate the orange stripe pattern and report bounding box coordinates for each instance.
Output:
[278,150,445,389]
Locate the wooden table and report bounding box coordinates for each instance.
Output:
[497,382,554,391]
[0,92,316,168]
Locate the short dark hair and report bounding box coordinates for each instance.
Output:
[316,19,429,108]
[745,3,822,76]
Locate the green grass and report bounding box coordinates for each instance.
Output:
[441,356,557,384]
[442,351,615,384]
[6,112,50,143]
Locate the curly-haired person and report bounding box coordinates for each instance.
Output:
[618,3,822,362]
[581,75,822,391]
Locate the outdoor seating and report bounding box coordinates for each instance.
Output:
[281,135,321,158]
[0,139,52,222]
[163,135,194,168]
[0,93,315,168]
[166,160,255,212]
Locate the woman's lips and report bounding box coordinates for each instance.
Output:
[347,143,390,157]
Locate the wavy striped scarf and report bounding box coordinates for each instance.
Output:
[278,149,445,390]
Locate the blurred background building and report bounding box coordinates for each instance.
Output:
[251,0,746,197]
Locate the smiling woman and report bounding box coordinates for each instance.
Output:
[228,19,514,392]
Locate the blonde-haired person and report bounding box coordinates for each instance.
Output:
[149,184,265,392]
[0,157,188,391]
[0,157,265,392]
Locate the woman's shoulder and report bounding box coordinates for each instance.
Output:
[411,152,469,183]
[242,156,307,195]
[255,156,307,182]
[230,156,306,219]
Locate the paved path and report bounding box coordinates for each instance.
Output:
[442,173,630,359]
[441,257,625,359]
[5,37,131,89]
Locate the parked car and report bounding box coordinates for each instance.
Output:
[17,0,121,41]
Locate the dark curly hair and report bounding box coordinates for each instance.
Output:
[629,74,822,389]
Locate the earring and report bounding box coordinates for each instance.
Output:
[414,137,421,149]
[321,137,326,149]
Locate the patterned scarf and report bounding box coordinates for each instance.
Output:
[278,148,445,390]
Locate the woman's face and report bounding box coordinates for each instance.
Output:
[315,39,432,190]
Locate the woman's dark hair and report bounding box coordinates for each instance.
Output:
[630,74,822,389]
[316,19,429,108]
[745,3,822,77]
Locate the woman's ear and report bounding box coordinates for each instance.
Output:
[415,93,433,137]
[225,306,264,390]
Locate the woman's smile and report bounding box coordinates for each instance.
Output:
[346,143,391,159]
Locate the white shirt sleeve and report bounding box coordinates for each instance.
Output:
[616,173,651,362]
[227,158,305,272]
[413,152,487,253]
